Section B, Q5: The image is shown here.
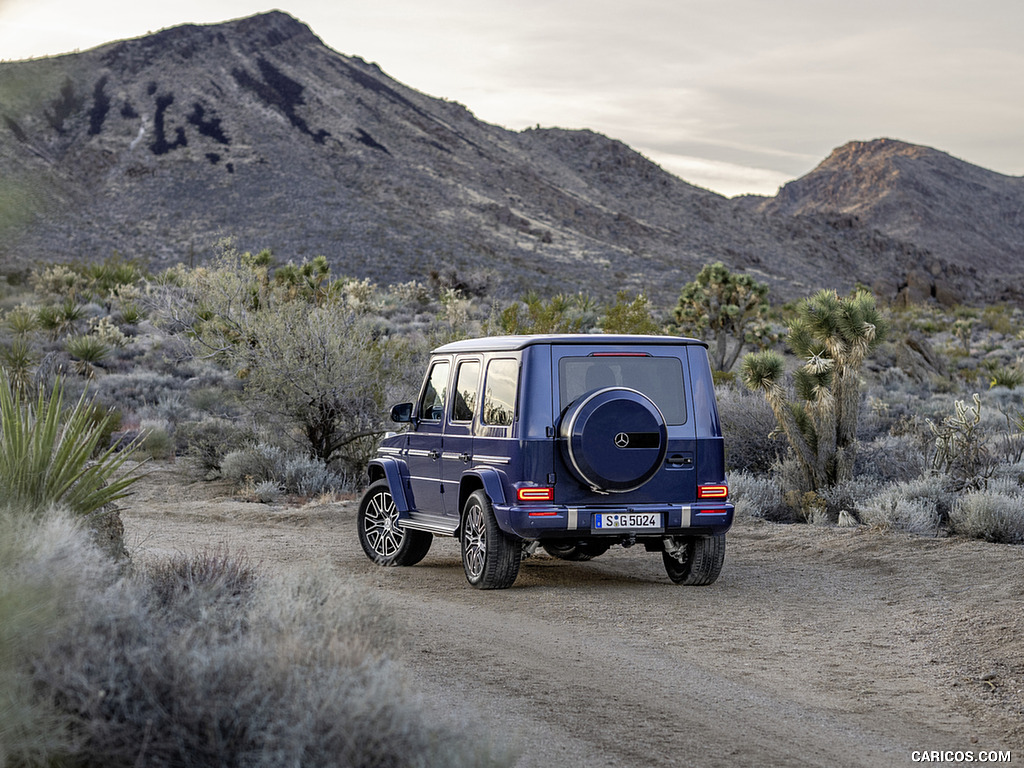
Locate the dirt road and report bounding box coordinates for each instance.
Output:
[122,464,1023,767]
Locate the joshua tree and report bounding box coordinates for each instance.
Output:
[740,289,888,491]
[674,262,773,372]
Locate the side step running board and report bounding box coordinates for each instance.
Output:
[400,515,459,537]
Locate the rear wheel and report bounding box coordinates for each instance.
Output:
[662,534,725,586]
[358,480,432,566]
[541,539,612,561]
[461,490,521,589]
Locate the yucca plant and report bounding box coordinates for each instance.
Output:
[0,371,142,516]
[118,301,144,326]
[37,298,84,339]
[0,342,36,395]
[5,305,38,336]
[65,334,111,377]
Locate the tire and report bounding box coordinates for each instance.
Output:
[559,388,668,493]
[541,539,612,561]
[461,490,522,589]
[357,480,432,566]
[662,534,725,586]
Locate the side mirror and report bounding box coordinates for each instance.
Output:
[390,402,414,423]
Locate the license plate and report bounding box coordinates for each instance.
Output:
[593,512,663,531]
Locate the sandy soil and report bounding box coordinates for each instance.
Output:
[121,462,1023,768]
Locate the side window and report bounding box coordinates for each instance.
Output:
[451,361,481,423]
[482,358,518,426]
[419,361,450,421]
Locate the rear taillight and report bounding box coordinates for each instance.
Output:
[697,484,729,500]
[517,487,554,502]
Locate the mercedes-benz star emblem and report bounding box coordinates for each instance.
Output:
[614,432,630,448]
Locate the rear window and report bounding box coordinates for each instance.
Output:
[482,358,518,426]
[558,355,687,425]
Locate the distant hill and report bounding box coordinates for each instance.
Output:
[743,138,1024,303]
[1,11,1022,305]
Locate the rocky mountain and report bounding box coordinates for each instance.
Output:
[1,11,1022,306]
[744,139,1024,303]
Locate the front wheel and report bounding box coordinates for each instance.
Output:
[461,490,521,589]
[663,534,725,586]
[358,480,432,566]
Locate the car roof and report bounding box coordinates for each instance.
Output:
[432,334,707,354]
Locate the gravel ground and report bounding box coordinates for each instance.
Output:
[122,462,1023,768]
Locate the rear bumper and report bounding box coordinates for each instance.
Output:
[495,502,734,539]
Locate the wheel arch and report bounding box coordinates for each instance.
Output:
[367,457,412,515]
[458,468,509,532]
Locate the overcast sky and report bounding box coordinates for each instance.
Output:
[1,0,1022,196]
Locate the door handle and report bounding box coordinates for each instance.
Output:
[460,452,472,462]
[428,449,440,460]
[667,453,693,467]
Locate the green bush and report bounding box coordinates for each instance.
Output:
[599,291,661,334]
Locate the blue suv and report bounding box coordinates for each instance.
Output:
[358,334,734,589]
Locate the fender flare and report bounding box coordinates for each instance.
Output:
[367,457,413,517]
[460,467,511,530]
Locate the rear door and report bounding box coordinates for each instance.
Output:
[552,344,698,505]
[440,357,481,516]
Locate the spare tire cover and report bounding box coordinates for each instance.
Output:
[559,387,668,492]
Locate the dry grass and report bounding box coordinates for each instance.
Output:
[0,508,516,768]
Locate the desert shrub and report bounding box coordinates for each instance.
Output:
[716,384,787,473]
[145,549,260,621]
[189,383,243,418]
[3,516,514,768]
[221,443,285,487]
[139,418,174,460]
[0,372,141,516]
[948,490,1024,544]
[252,479,284,503]
[854,434,927,483]
[599,291,662,334]
[491,290,599,334]
[221,443,349,496]
[77,370,182,413]
[859,479,955,535]
[168,245,407,467]
[728,472,787,520]
[981,303,1017,335]
[817,477,885,520]
[0,509,89,765]
[177,417,253,476]
[279,454,347,496]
